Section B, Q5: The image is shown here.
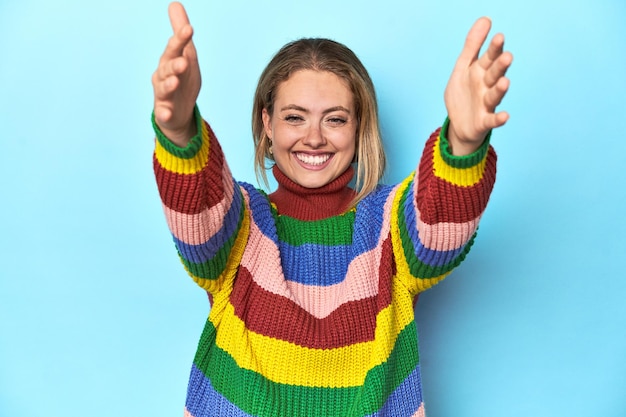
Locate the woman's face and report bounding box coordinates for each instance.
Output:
[262,70,357,189]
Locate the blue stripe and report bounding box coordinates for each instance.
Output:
[403,183,465,267]
[366,364,423,417]
[353,183,392,251]
[279,242,353,285]
[240,182,280,244]
[186,364,253,417]
[174,182,243,264]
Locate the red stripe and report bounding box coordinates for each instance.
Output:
[416,131,497,224]
[229,237,396,349]
[153,122,227,215]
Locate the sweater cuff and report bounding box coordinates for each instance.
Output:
[151,105,204,159]
[439,117,491,168]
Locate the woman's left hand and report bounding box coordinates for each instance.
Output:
[444,17,513,155]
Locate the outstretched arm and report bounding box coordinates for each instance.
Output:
[152,2,201,146]
[152,3,248,295]
[392,18,507,294]
[444,17,513,156]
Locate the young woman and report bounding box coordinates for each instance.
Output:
[152,2,512,416]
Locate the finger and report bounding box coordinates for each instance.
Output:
[484,51,513,87]
[484,77,510,110]
[160,24,194,64]
[493,111,509,128]
[168,2,191,34]
[152,68,181,100]
[480,111,509,132]
[159,3,194,63]
[477,33,504,70]
[156,55,189,81]
[154,104,173,126]
[456,17,492,68]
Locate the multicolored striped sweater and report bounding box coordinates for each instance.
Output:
[153,108,497,417]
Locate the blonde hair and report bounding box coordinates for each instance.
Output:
[252,38,386,208]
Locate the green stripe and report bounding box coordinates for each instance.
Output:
[194,318,419,417]
[439,117,491,169]
[276,210,355,246]
[179,200,245,280]
[397,182,476,278]
[152,105,204,159]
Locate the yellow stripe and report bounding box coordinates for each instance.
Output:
[154,121,210,175]
[185,193,250,295]
[210,279,415,388]
[433,134,486,187]
[390,176,449,295]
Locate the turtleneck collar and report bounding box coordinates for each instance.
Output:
[269,165,357,221]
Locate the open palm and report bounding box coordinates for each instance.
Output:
[152,2,201,146]
[444,17,513,155]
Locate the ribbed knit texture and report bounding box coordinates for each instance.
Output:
[153,111,497,417]
[269,165,357,221]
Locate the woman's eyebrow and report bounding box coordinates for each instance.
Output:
[279,104,351,114]
[280,104,308,112]
[323,106,351,114]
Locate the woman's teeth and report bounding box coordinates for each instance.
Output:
[295,153,331,166]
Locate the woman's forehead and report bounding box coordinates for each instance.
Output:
[273,70,354,111]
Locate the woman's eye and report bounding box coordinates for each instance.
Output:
[326,117,347,126]
[285,115,304,123]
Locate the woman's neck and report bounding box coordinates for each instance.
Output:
[268,165,356,221]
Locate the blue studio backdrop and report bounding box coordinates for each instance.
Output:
[1,1,625,416]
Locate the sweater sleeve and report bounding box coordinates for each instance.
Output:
[390,117,497,295]
[152,107,249,295]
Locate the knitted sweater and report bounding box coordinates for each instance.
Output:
[153,108,497,417]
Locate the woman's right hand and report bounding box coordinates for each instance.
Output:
[152,2,201,147]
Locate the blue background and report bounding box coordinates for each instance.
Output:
[1,1,625,416]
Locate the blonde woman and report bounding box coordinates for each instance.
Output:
[152,2,512,416]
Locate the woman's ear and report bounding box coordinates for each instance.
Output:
[262,108,272,139]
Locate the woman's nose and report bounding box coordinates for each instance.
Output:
[302,124,326,148]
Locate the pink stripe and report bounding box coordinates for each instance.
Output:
[411,403,426,417]
[163,159,236,245]
[416,214,480,251]
[239,188,395,319]
[412,176,480,251]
